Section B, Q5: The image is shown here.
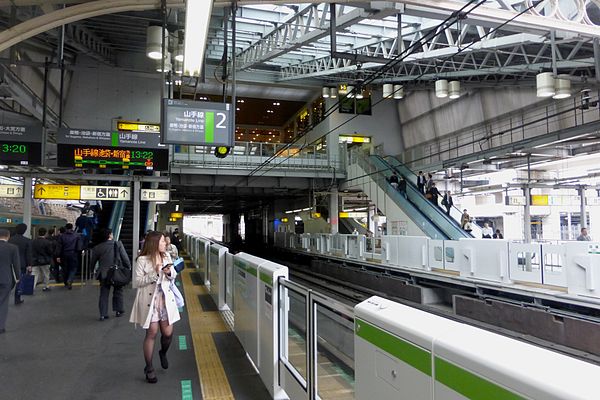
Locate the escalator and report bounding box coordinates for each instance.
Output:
[383,156,483,238]
[110,200,149,257]
[347,153,447,239]
[371,155,471,239]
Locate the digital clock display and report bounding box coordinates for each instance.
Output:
[0,141,42,166]
[57,144,168,171]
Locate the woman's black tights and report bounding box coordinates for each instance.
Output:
[144,320,174,369]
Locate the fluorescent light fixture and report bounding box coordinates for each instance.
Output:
[322,87,330,98]
[393,84,404,99]
[183,0,214,77]
[553,75,571,99]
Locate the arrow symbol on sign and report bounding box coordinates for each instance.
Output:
[37,187,46,195]
[16,187,22,194]
[120,189,128,197]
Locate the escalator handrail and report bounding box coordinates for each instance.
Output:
[373,156,470,239]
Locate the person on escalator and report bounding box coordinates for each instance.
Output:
[441,191,453,216]
[461,209,472,233]
[388,173,399,189]
[427,183,441,207]
[417,171,426,194]
[398,177,407,199]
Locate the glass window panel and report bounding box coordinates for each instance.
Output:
[283,288,307,382]
[434,246,443,262]
[315,304,355,400]
[445,247,455,263]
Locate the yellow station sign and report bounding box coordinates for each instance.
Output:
[34,184,80,200]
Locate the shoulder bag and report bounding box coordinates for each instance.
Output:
[108,241,131,287]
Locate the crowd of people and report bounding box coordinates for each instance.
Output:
[0,221,185,384]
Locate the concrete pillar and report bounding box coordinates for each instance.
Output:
[23,176,32,237]
[579,186,587,229]
[132,179,140,262]
[523,186,532,243]
[330,187,339,234]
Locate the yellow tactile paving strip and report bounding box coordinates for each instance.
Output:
[180,266,235,400]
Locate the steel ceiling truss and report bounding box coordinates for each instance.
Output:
[279,21,597,82]
[232,3,402,71]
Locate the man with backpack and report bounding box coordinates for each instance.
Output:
[57,223,82,290]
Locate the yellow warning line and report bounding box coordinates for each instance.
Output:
[181,266,235,400]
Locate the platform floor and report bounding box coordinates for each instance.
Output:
[0,263,270,400]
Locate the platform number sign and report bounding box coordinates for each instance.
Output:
[161,99,233,147]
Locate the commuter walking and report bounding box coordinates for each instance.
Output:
[388,173,399,190]
[92,228,131,321]
[482,222,494,239]
[9,223,32,305]
[32,228,54,292]
[75,211,94,249]
[441,191,453,216]
[130,231,180,384]
[171,228,182,251]
[461,209,472,232]
[577,227,591,241]
[57,223,82,290]
[398,176,408,199]
[417,171,426,194]
[165,236,179,261]
[493,229,504,239]
[0,229,20,334]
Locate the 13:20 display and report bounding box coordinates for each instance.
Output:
[1,143,27,154]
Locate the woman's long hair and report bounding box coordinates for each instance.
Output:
[138,231,164,260]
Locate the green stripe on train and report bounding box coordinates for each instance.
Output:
[355,318,431,376]
[434,357,526,400]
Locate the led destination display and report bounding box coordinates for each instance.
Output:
[161,99,233,146]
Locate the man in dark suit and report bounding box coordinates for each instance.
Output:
[0,228,21,333]
[417,171,426,194]
[9,223,32,304]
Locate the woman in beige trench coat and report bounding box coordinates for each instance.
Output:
[129,231,180,383]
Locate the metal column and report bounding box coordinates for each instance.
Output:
[579,185,587,229]
[263,205,269,244]
[23,176,32,237]
[132,179,141,261]
[523,186,531,243]
[330,187,339,234]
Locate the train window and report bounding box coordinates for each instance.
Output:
[434,246,443,262]
[517,251,540,271]
[543,253,563,273]
[445,247,455,263]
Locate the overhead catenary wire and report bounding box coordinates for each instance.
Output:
[247,1,538,184]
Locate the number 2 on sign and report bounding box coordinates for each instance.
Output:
[215,112,227,129]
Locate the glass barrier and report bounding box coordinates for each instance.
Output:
[315,304,355,400]
[279,278,355,400]
[172,141,342,173]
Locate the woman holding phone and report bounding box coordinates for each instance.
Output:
[129,231,180,383]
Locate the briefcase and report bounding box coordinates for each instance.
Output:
[21,274,35,295]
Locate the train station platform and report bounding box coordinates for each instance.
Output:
[0,259,270,400]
